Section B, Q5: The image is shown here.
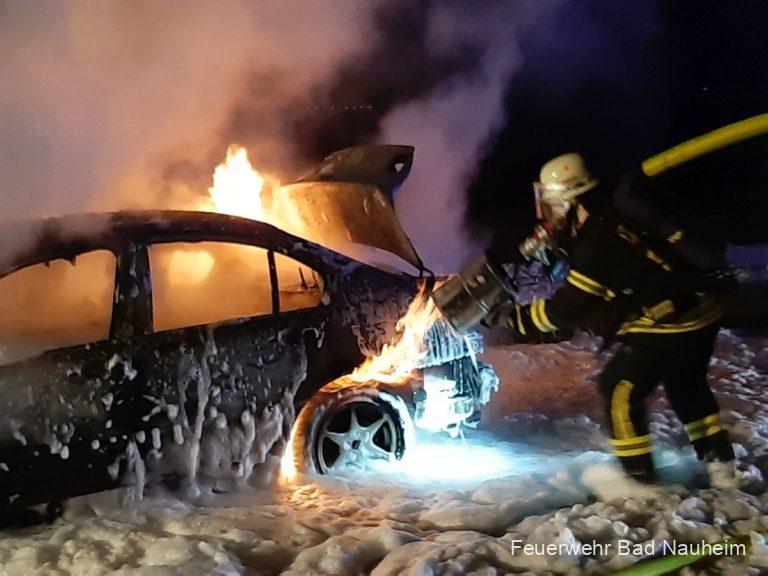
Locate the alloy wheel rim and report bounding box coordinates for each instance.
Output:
[317,403,398,474]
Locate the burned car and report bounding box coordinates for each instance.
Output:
[0,145,497,517]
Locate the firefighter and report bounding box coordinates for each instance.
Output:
[488,152,738,488]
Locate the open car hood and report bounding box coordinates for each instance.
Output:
[266,145,423,273]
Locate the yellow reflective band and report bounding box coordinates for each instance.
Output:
[610,435,653,457]
[613,445,653,457]
[609,434,651,447]
[529,299,556,333]
[684,414,725,441]
[529,300,548,333]
[643,300,676,322]
[567,275,605,297]
[611,380,635,439]
[569,269,605,291]
[684,413,722,430]
[514,304,526,336]
[567,270,615,300]
[536,299,557,331]
[616,225,640,244]
[645,250,673,271]
[667,230,684,243]
[687,424,724,441]
[617,302,724,335]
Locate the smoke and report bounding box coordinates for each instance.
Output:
[378,1,563,272]
[0,0,563,273]
[0,0,369,218]
[467,0,671,252]
[286,1,483,161]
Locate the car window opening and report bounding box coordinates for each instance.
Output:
[275,252,324,312]
[148,242,324,333]
[0,250,116,364]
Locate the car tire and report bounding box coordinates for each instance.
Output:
[291,384,415,475]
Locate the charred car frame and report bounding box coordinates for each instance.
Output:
[0,146,497,520]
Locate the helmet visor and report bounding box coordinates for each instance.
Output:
[533,182,570,228]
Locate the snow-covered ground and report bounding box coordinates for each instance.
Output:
[3,330,768,575]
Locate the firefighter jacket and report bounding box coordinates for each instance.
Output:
[491,208,730,341]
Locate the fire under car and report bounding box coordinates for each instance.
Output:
[0,145,498,520]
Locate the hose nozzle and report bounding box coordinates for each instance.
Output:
[431,255,513,334]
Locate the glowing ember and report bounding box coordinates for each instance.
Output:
[205,145,266,220]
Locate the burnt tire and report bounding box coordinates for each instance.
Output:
[291,385,415,475]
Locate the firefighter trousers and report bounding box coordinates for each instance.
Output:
[598,325,733,480]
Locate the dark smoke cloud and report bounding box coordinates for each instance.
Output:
[200,0,486,180]
[226,0,561,272]
[287,1,484,162]
[212,0,568,273]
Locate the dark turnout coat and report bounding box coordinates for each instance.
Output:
[493,182,730,343]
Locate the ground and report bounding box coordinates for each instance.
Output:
[3,330,768,575]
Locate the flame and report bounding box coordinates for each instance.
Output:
[280,283,447,482]
[280,425,299,482]
[205,145,266,221]
[198,146,451,478]
[348,282,445,384]
[175,145,273,286]
[203,146,445,388]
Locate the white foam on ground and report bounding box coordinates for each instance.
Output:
[3,330,768,574]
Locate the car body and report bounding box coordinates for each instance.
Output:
[0,145,495,519]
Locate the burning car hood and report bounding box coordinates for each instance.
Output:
[266,145,424,273]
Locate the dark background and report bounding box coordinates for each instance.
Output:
[294,0,768,257]
[467,0,768,253]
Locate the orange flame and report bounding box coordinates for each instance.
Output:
[280,424,299,481]
[198,146,448,479]
[204,145,267,221]
[348,282,445,384]
[280,283,447,481]
[180,145,272,284]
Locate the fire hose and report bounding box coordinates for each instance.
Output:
[612,531,765,575]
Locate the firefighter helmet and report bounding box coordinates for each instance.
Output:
[535,152,599,201]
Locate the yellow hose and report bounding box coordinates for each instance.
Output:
[641,113,768,177]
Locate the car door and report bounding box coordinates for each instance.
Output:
[0,244,145,509]
[124,238,346,488]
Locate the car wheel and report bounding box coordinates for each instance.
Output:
[291,385,414,475]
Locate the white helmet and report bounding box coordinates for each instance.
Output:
[534,152,599,223]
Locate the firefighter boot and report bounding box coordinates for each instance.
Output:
[705,460,740,489]
[688,428,749,489]
[618,452,659,485]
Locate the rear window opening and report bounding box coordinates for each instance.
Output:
[148,242,325,332]
[149,242,273,332]
[0,250,116,362]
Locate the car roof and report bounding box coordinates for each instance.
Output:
[0,210,358,278]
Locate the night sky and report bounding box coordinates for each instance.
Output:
[468,0,768,254]
[289,0,768,262]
